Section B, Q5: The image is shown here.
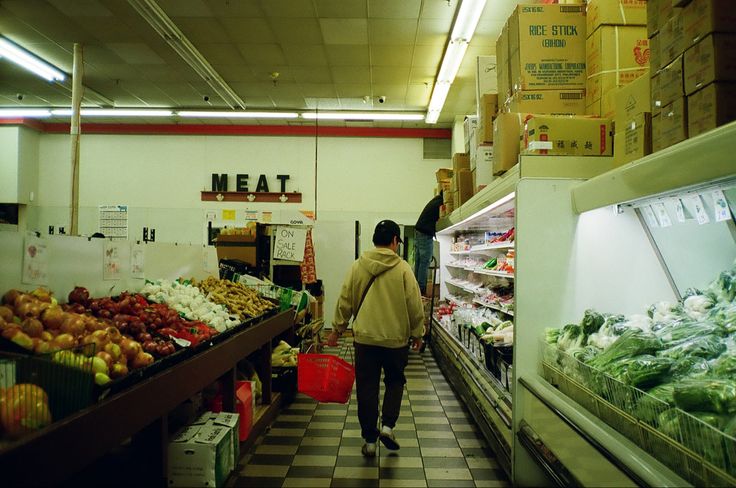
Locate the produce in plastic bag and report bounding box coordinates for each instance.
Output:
[587,329,663,370]
[683,294,715,321]
[709,264,736,303]
[556,323,586,352]
[653,320,724,344]
[658,334,726,360]
[712,354,736,378]
[673,378,736,414]
[580,309,606,335]
[670,356,710,378]
[635,383,675,425]
[648,301,685,324]
[545,327,560,345]
[710,302,736,334]
[602,355,673,388]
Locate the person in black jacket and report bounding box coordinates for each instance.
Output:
[413,191,443,296]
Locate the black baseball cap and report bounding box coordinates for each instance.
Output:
[373,220,403,246]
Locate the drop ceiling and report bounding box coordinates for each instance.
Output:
[0,0,520,127]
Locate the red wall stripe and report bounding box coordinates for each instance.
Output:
[0,119,451,139]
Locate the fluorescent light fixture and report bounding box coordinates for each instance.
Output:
[439,192,516,234]
[0,108,51,118]
[51,108,173,117]
[0,38,65,82]
[425,0,486,124]
[178,111,299,119]
[301,112,425,121]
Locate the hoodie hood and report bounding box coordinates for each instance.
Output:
[358,248,401,277]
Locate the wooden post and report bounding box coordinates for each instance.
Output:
[69,43,83,235]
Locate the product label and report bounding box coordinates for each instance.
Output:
[642,205,659,228]
[675,198,687,222]
[712,189,732,222]
[653,202,672,227]
[691,195,711,225]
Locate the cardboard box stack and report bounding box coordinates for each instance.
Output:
[436,168,453,217]
[585,0,649,119]
[451,153,473,209]
[472,94,498,190]
[613,71,652,166]
[522,115,613,156]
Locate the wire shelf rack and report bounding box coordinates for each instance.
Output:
[540,341,736,487]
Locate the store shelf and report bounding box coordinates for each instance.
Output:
[572,120,736,213]
[449,242,514,255]
[472,269,514,279]
[473,299,514,316]
[445,263,468,269]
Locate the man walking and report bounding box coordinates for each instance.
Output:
[328,220,425,457]
[414,191,443,296]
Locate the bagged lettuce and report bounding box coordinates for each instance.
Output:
[670,356,710,378]
[712,355,736,378]
[673,378,736,414]
[658,334,726,360]
[587,329,663,370]
[602,355,672,388]
[635,383,676,425]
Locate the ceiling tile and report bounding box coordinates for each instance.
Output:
[116,80,176,105]
[78,17,141,43]
[282,45,328,67]
[81,63,142,80]
[320,18,368,45]
[211,64,256,82]
[405,83,431,107]
[335,83,371,98]
[371,66,409,84]
[420,1,456,20]
[368,19,418,45]
[204,0,264,17]
[409,66,438,84]
[269,95,305,109]
[291,67,332,84]
[260,0,316,18]
[153,82,209,106]
[331,66,370,84]
[304,97,340,109]
[412,44,443,68]
[140,65,203,83]
[107,43,167,65]
[299,84,337,98]
[172,18,230,43]
[229,81,283,97]
[156,0,213,17]
[271,18,323,44]
[416,18,452,46]
[237,44,286,65]
[325,45,370,66]
[242,96,275,108]
[369,0,420,19]
[370,84,407,99]
[248,66,295,82]
[221,18,277,44]
[48,0,112,17]
[369,45,413,67]
[76,45,124,65]
[194,43,245,65]
[314,0,366,18]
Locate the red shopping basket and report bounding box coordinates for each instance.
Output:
[297,353,355,404]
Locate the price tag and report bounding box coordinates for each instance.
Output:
[642,205,659,228]
[675,198,686,222]
[652,202,672,227]
[222,209,236,220]
[691,195,710,225]
[712,189,731,222]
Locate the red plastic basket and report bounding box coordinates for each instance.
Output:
[297,353,355,404]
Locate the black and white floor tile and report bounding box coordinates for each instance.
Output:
[232,340,510,488]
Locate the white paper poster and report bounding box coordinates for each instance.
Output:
[712,190,731,222]
[99,205,129,239]
[103,241,123,280]
[21,233,48,286]
[675,198,687,223]
[652,202,672,228]
[691,195,710,225]
[641,205,659,228]
[131,245,145,279]
[273,226,307,262]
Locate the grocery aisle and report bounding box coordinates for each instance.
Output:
[232,339,510,487]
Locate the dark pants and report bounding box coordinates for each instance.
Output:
[354,342,409,443]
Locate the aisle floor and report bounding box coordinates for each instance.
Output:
[233,340,510,488]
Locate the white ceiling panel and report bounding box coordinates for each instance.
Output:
[325,45,370,66]
[409,66,438,84]
[242,96,275,108]
[271,18,324,45]
[79,17,142,43]
[405,83,432,106]
[369,20,418,45]
[260,0,316,18]
[331,66,370,84]
[220,18,277,44]
[420,1,456,20]
[204,0,264,17]
[291,67,333,84]
[370,45,413,67]
[282,45,329,67]
[320,19,368,45]
[211,64,256,83]
[304,98,341,110]
[416,18,453,46]
[299,84,337,98]
[370,84,407,99]
[269,95,305,109]
[335,83,371,98]
[248,66,296,83]
[411,44,443,68]
[237,44,287,65]
[107,43,167,65]
[371,66,410,84]
[172,18,231,43]
[48,0,113,17]
[314,0,366,18]
[157,0,213,17]
[369,0,421,19]
[193,43,246,66]
[229,81,285,97]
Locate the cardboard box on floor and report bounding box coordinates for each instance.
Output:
[452,153,470,173]
[684,34,736,95]
[478,94,499,143]
[684,0,736,48]
[509,89,585,115]
[508,4,587,92]
[493,113,527,175]
[614,71,650,130]
[586,0,647,36]
[614,112,653,167]
[657,96,688,147]
[659,55,685,107]
[688,82,736,137]
[523,115,613,156]
[586,26,650,109]
[168,423,232,487]
[437,178,452,194]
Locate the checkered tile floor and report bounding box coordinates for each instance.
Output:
[231,340,510,488]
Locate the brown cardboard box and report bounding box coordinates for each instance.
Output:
[214,235,257,266]
[585,89,617,118]
[587,0,647,37]
[614,112,652,166]
[687,82,736,137]
[614,71,651,129]
[659,96,688,147]
[435,168,453,182]
[658,0,675,32]
[586,26,650,108]
[496,24,511,106]
[684,34,736,95]
[648,0,661,37]
[659,55,685,106]
[478,94,499,143]
[455,169,474,206]
[437,178,452,193]
[523,115,614,156]
[475,145,494,187]
[443,187,454,203]
[650,33,661,74]
[684,0,736,47]
[492,113,526,175]
[508,89,586,115]
[508,4,587,92]
[452,153,470,173]
[652,113,664,151]
[651,73,662,115]
[660,13,686,67]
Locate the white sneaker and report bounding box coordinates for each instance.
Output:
[379,425,400,450]
[361,442,377,457]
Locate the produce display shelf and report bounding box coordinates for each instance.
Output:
[446,280,479,294]
[473,299,514,316]
[0,309,294,486]
[471,269,514,279]
[445,263,468,269]
[449,242,514,255]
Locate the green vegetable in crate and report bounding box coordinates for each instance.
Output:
[670,356,710,378]
[710,302,736,334]
[653,320,724,344]
[602,355,673,388]
[580,309,606,335]
[709,263,736,303]
[545,327,561,345]
[712,355,736,378]
[635,383,676,425]
[658,334,726,360]
[673,378,736,414]
[556,323,586,351]
[723,416,736,437]
[659,408,729,462]
[570,345,600,363]
[587,329,663,370]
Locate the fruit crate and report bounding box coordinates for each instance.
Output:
[0,346,95,441]
[540,341,736,486]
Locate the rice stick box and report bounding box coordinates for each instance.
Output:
[523,115,613,156]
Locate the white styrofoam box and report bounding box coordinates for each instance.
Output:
[168,424,231,487]
[476,56,498,114]
[463,115,478,152]
[475,144,494,188]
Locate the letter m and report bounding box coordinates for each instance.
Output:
[211,174,228,192]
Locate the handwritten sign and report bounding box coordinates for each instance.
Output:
[22,233,48,286]
[273,226,307,262]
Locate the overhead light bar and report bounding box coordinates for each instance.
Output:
[0,108,51,118]
[301,112,425,121]
[440,192,516,234]
[425,0,487,124]
[0,37,66,82]
[178,111,299,119]
[51,108,173,117]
